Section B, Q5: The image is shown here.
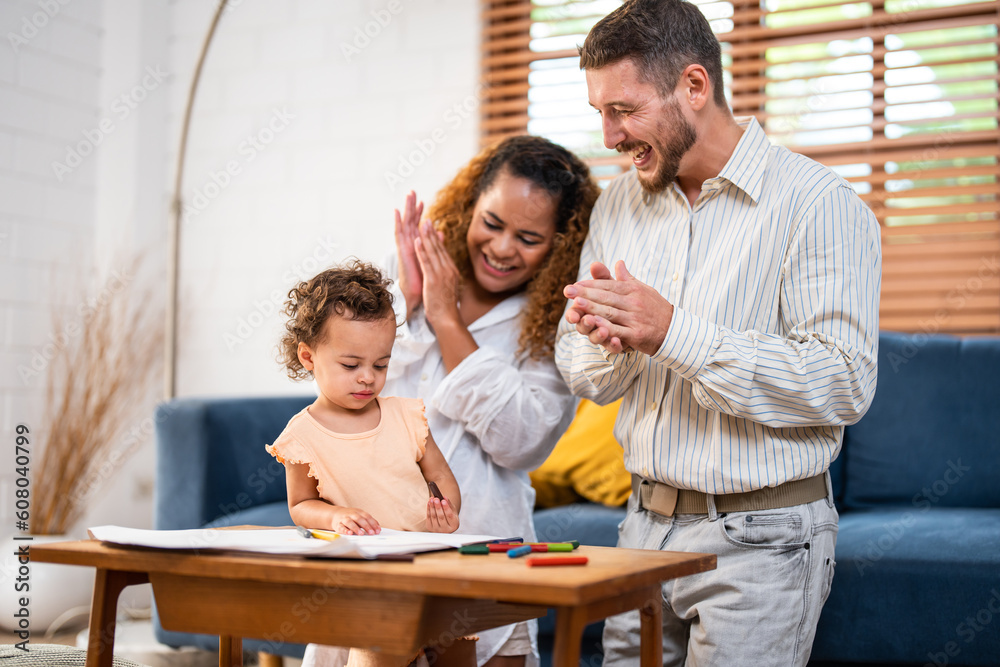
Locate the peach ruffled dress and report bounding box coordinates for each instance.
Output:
[266,396,430,532]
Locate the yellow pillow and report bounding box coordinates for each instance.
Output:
[530,398,631,508]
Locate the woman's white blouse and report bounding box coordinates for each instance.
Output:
[381,254,575,543]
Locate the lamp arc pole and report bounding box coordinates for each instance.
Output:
[165,0,229,399]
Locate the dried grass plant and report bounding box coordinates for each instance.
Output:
[31,260,164,535]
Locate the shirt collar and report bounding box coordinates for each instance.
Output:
[715,116,771,204]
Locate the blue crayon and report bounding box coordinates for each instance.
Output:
[507,545,533,558]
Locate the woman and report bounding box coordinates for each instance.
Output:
[304,136,599,667]
[389,136,599,667]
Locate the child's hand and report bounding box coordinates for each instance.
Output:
[426,497,459,533]
[331,507,381,535]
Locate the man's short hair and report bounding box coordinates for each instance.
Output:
[579,0,727,107]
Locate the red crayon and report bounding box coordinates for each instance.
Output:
[526,556,589,567]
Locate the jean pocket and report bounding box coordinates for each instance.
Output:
[720,511,808,550]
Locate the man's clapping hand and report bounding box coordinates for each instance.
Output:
[564,260,674,356]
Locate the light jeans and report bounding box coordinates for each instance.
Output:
[602,488,838,667]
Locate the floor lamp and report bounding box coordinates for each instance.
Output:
[165,0,229,399]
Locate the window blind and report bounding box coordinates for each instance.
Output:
[480,0,1000,334]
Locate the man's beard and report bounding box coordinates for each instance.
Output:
[627,97,697,195]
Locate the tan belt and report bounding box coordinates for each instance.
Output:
[631,473,828,517]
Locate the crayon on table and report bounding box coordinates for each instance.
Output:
[458,544,490,555]
[488,542,577,552]
[526,556,589,567]
[507,545,533,558]
[296,526,341,542]
[526,541,579,550]
[309,529,341,541]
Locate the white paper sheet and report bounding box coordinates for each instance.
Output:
[87,525,507,559]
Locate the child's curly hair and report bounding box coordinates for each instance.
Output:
[427,135,601,360]
[279,259,395,380]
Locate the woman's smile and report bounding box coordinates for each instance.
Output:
[466,170,557,296]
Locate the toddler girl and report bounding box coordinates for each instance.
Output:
[267,259,461,538]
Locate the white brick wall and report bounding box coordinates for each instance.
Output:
[0,0,104,536]
[1,0,481,537]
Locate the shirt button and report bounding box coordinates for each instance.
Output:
[672,272,680,281]
[642,467,650,477]
[649,402,657,411]
[420,374,428,382]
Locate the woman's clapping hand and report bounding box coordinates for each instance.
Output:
[414,218,462,330]
[394,190,425,321]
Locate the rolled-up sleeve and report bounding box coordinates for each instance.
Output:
[431,346,574,471]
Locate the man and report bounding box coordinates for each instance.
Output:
[553,0,881,665]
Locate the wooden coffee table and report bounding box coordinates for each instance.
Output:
[30,538,715,667]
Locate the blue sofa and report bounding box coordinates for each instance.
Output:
[153,332,1000,666]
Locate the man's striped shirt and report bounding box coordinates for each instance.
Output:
[555,117,881,494]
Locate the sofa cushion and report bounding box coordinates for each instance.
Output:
[842,332,1000,509]
[530,398,632,508]
[812,507,1000,665]
[155,396,312,529]
[533,504,626,547]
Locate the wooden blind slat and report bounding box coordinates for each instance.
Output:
[848,164,1000,186]
[481,115,533,132]
[880,313,1000,332]
[866,182,999,201]
[483,48,579,68]
[730,0,887,25]
[722,1,998,44]
[482,99,530,115]
[485,18,533,37]
[883,292,998,308]
[796,142,999,167]
[883,201,999,218]
[726,12,998,57]
[882,237,1000,258]
[730,56,1000,92]
[771,112,1000,141]
[483,65,532,84]
[882,219,1000,238]
[787,130,999,157]
[482,82,531,99]
[733,87,998,114]
[484,35,532,53]
[483,1,531,22]
[881,274,1000,293]
[727,36,1000,74]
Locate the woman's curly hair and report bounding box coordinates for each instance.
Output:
[427,135,601,360]
[278,259,395,380]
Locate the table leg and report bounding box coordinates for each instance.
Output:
[85,569,149,667]
[220,636,243,667]
[258,651,283,667]
[552,606,587,667]
[638,584,663,667]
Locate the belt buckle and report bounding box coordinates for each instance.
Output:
[640,479,679,517]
